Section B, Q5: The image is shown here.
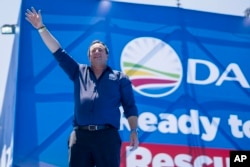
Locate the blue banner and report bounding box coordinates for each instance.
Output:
[15,0,250,166]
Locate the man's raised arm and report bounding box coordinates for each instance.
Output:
[25,7,61,53]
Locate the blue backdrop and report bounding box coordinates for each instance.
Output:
[14,0,250,166]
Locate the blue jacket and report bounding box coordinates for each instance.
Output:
[53,48,138,129]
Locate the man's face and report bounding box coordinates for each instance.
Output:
[89,43,108,66]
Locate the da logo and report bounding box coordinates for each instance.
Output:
[120,37,183,97]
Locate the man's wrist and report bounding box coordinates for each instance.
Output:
[130,128,139,134]
[37,25,46,33]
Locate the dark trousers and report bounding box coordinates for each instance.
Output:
[68,128,121,167]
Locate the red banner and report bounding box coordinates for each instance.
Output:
[121,143,230,167]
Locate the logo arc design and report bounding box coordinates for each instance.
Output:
[120,37,183,97]
[123,61,180,87]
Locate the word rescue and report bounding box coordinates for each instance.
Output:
[122,144,230,167]
[121,109,250,141]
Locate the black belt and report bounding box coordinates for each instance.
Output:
[74,125,113,131]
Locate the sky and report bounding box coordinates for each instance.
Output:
[112,0,250,17]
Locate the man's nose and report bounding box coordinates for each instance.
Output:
[94,49,100,53]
